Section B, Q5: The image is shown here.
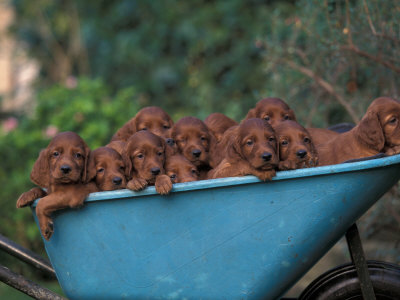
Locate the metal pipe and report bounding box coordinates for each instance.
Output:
[0,265,65,300]
[0,233,56,278]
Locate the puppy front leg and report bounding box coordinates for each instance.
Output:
[127,177,148,191]
[155,174,172,195]
[16,187,47,208]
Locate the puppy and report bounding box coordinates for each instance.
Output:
[106,140,126,156]
[307,127,340,147]
[87,147,127,191]
[171,116,215,178]
[165,154,199,183]
[318,97,400,165]
[111,106,174,142]
[123,131,172,195]
[16,132,96,240]
[204,113,238,142]
[208,118,279,181]
[274,120,318,170]
[244,97,297,126]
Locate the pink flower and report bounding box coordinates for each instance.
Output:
[65,76,78,89]
[44,125,59,138]
[2,117,18,133]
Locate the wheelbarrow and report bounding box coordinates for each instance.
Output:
[2,154,400,299]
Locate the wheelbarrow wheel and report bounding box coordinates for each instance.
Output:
[298,260,400,300]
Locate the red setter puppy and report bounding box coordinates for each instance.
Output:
[165,154,199,183]
[318,97,400,165]
[171,116,215,178]
[16,132,96,240]
[87,147,127,191]
[111,106,174,142]
[274,120,318,170]
[208,118,279,181]
[106,140,126,156]
[307,127,339,147]
[244,97,297,126]
[123,131,172,194]
[204,112,238,143]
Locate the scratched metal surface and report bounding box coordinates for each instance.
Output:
[31,154,400,300]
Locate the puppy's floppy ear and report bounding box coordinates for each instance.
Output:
[86,152,97,183]
[81,144,91,183]
[356,110,385,151]
[30,149,50,188]
[121,147,133,179]
[227,135,244,161]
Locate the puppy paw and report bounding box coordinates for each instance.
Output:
[258,169,276,181]
[16,188,47,208]
[278,161,296,170]
[155,175,173,195]
[385,146,400,156]
[127,177,148,191]
[40,218,54,241]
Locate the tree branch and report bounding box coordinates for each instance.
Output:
[284,60,360,123]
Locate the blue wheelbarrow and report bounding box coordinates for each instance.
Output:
[2,154,400,299]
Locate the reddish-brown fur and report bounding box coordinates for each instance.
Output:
[318,97,400,165]
[16,132,96,240]
[106,140,126,156]
[307,128,340,146]
[111,106,174,142]
[274,120,318,170]
[123,131,172,194]
[244,97,297,127]
[208,118,279,181]
[171,116,216,178]
[165,154,199,183]
[204,113,238,142]
[87,147,128,191]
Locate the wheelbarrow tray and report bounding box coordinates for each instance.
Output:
[31,154,400,300]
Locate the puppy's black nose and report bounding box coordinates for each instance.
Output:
[262,152,272,161]
[113,177,122,185]
[166,138,175,146]
[60,165,71,174]
[151,167,161,175]
[192,149,202,158]
[297,150,307,158]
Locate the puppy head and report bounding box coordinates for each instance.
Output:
[230,118,279,170]
[165,154,199,183]
[87,147,127,191]
[30,131,90,188]
[274,120,318,168]
[245,97,297,127]
[204,113,238,142]
[123,130,166,183]
[134,106,174,139]
[357,97,400,152]
[106,140,126,156]
[171,116,215,167]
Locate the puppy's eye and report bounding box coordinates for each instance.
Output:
[137,154,144,159]
[264,116,270,121]
[281,140,289,146]
[200,136,207,141]
[389,117,397,124]
[141,127,147,131]
[268,137,276,142]
[163,125,170,129]
[97,168,104,173]
[157,151,163,156]
[119,166,125,171]
[246,140,253,146]
[304,137,311,143]
[191,169,198,175]
[170,174,177,180]
[53,151,59,157]
[283,115,290,120]
[75,153,82,159]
